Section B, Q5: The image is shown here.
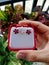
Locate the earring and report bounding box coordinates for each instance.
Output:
[26,30,31,35]
[13,29,19,34]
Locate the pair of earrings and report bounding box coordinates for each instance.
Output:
[13,29,31,35]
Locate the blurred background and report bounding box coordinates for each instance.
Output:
[0,0,49,65]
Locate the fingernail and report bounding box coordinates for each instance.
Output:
[16,53,25,59]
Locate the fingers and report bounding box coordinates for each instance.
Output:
[19,20,49,33]
[16,50,42,62]
[16,50,39,62]
[16,50,49,63]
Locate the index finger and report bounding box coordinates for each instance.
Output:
[19,20,49,33]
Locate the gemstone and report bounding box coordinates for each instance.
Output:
[26,30,31,35]
[13,29,19,34]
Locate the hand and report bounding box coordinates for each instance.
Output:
[16,20,49,63]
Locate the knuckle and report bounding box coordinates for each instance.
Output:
[31,54,37,62]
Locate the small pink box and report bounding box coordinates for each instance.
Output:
[8,24,36,51]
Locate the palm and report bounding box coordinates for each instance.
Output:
[36,31,49,50]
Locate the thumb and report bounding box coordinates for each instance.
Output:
[16,50,45,62]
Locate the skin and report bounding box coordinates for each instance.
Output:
[16,20,49,64]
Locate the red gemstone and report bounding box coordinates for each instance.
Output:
[26,30,31,35]
[13,29,19,34]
